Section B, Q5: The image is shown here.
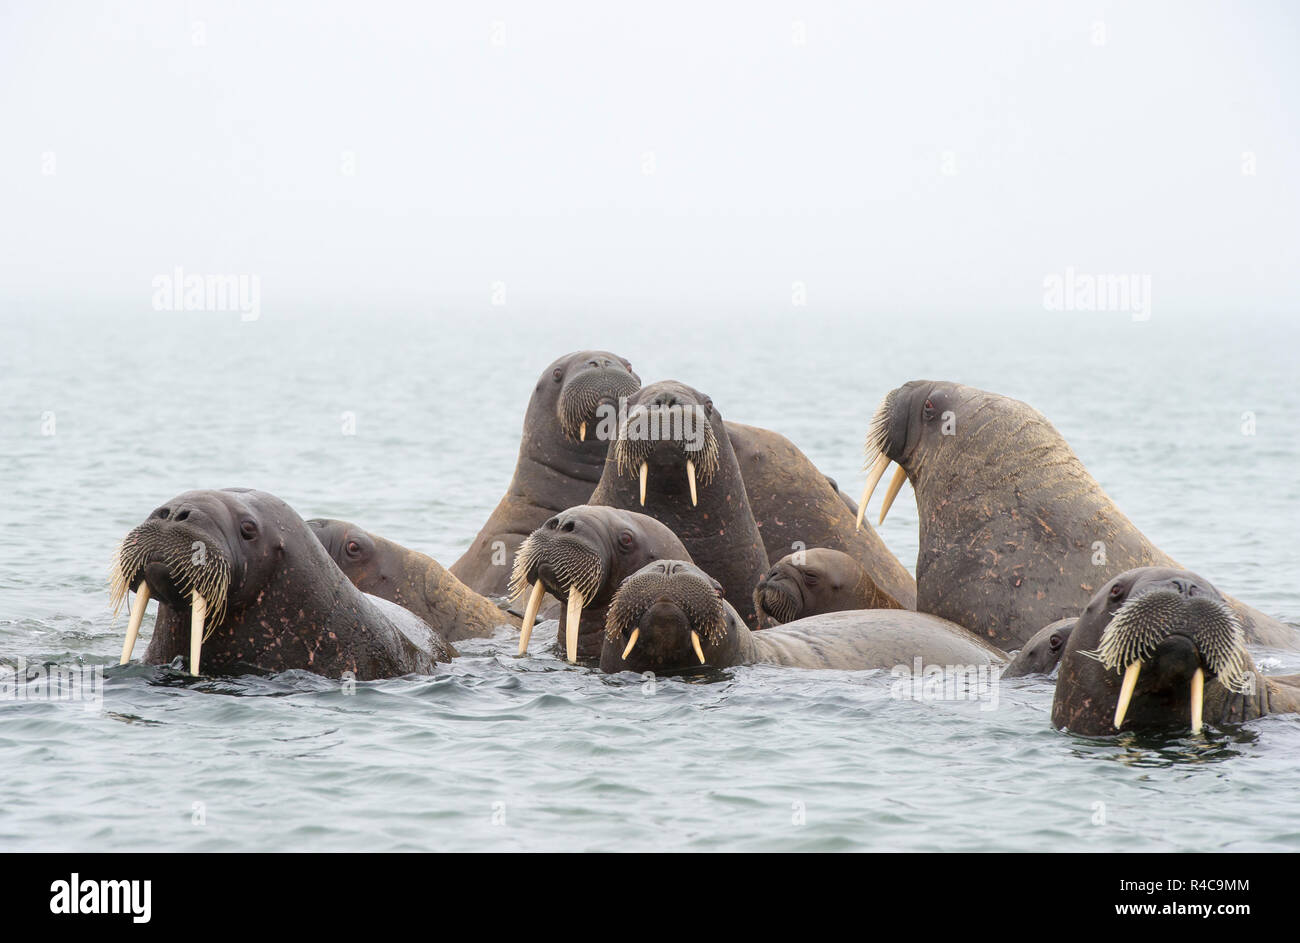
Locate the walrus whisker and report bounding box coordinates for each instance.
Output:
[110,523,231,664]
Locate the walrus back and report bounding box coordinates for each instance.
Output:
[751,609,1005,671]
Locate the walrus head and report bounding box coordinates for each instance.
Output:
[308,518,386,592]
[609,381,722,508]
[1051,567,1265,735]
[110,489,289,676]
[856,380,1062,528]
[1002,618,1075,678]
[509,506,688,662]
[541,351,641,444]
[603,560,737,673]
[753,548,882,627]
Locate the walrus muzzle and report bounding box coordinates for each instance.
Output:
[606,566,727,664]
[612,404,720,508]
[510,530,604,662]
[1086,589,1251,733]
[109,518,231,677]
[754,575,801,628]
[556,366,641,443]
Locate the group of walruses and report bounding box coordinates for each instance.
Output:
[111,350,1300,736]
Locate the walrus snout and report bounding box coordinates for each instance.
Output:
[110,509,235,677]
[554,357,641,443]
[605,560,727,670]
[1070,569,1253,734]
[611,383,721,509]
[754,565,802,627]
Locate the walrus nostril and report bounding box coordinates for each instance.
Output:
[545,517,558,530]
[560,520,576,532]
[154,507,169,519]
[175,510,190,522]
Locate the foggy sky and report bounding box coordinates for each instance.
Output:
[1,0,1297,319]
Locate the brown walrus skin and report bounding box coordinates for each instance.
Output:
[309,519,518,642]
[858,380,1298,652]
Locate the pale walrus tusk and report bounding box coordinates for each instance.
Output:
[1113,660,1142,729]
[639,462,648,507]
[517,580,546,656]
[691,630,705,665]
[190,591,206,677]
[579,421,586,442]
[621,628,640,660]
[856,453,891,531]
[1190,667,1205,735]
[565,589,584,663]
[876,464,909,526]
[119,584,151,665]
[686,459,698,507]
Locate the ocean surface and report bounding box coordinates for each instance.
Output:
[2,304,1298,852]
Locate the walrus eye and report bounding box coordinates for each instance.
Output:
[922,398,936,420]
[1049,634,1063,651]
[1109,584,1125,600]
[552,368,563,382]
[239,520,258,540]
[617,530,635,552]
[346,540,362,558]
[803,572,819,587]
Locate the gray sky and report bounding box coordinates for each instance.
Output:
[1,0,1297,318]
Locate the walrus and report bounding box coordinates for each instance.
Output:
[111,489,454,679]
[601,560,1006,674]
[1002,618,1076,678]
[508,505,692,661]
[588,380,770,626]
[1051,567,1300,735]
[308,519,518,642]
[449,351,641,598]
[727,423,915,609]
[856,380,1298,651]
[753,548,900,627]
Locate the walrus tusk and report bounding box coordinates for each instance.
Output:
[876,464,909,526]
[1114,660,1142,729]
[579,422,586,442]
[1190,667,1205,735]
[517,580,545,656]
[190,591,206,677]
[119,584,151,665]
[639,462,648,507]
[621,628,640,660]
[857,454,891,530]
[686,459,698,507]
[565,589,584,663]
[691,630,705,665]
